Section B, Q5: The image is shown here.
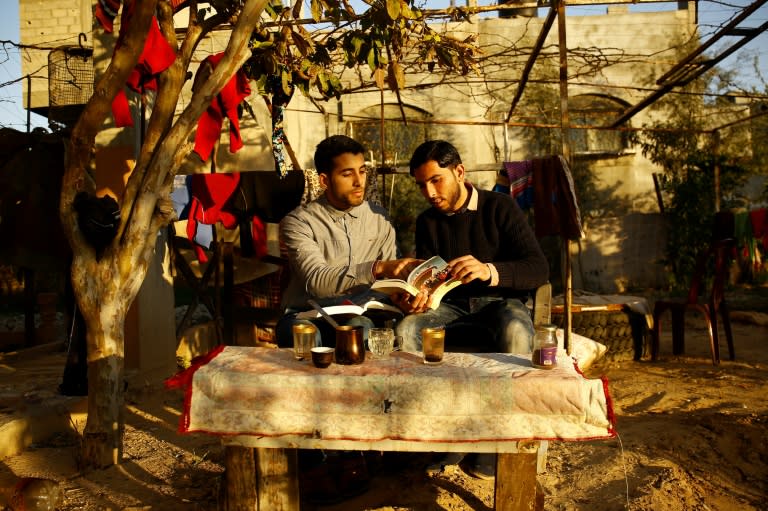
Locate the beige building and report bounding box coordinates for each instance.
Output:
[18,1,705,308]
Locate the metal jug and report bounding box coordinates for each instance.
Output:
[334,325,365,365]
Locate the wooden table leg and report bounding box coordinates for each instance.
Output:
[495,452,543,511]
[222,447,299,511]
[256,447,299,511]
[221,446,257,510]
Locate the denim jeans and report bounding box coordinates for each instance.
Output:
[395,297,533,354]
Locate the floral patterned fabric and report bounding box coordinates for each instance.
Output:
[180,347,614,445]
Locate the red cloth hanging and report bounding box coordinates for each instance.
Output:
[95,0,177,127]
[192,53,252,161]
[184,173,268,263]
[530,156,584,240]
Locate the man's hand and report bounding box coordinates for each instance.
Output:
[448,255,492,284]
[375,258,422,280]
[391,291,432,314]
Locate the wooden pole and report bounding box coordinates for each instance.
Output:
[712,131,721,213]
[556,0,573,355]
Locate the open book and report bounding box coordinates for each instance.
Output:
[295,300,403,321]
[370,255,462,310]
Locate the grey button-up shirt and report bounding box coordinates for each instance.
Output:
[280,195,398,310]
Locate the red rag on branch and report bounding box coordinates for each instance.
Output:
[193,53,252,161]
[96,0,177,127]
[96,0,189,33]
[186,173,241,263]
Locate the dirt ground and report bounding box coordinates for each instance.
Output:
[1,297,767,510]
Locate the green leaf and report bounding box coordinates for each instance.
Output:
[310,0,322,22]
[367,47,378,71]
[281,69,292,96]
[254,74,268,95]
[317,71,329,93]
[386,0,401,20]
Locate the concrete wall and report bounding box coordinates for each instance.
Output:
[19,0,91,111]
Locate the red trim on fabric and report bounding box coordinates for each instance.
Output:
[165,344,226,433]
[178,428,616,443]
[601,375,618,437]
[571,358,617,438]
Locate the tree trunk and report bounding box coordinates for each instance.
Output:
[82,325,126,467]
[71,249,144,468]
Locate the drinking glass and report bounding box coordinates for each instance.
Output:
[368,328,395,358]
[421,326,445,365]
[292,323,317,360]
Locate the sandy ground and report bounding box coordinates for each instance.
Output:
[1,306,767,510]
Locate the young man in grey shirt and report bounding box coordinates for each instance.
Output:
[276,135,415,347]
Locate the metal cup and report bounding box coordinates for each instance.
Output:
[334,325,365,365]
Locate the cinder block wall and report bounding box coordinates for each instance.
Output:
[19,0,91,111]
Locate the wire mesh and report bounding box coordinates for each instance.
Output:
[48,45,93,106]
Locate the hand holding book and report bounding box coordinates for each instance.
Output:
[370,255,463,310]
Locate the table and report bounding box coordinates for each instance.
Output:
[170,346,615,510]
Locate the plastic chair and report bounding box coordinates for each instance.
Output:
[651,238,736,365]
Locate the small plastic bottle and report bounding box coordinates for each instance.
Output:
[1,477,63,511]
[531,324,558,369]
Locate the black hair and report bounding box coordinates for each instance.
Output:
[408,140,462,176]
[313,135,366,175]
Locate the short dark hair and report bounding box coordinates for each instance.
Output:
[314,135,366,175]
[409,140,462,176]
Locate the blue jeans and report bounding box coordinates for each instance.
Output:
[395,298,533,354]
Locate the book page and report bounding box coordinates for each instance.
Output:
[408,255,452,292]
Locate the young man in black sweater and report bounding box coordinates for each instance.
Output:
[395,139,549,354]
[394,139,550,478]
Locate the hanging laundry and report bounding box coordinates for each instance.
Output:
[95,1,177,127]
[193,53,252,162]
[531,155,584,240]
[171,175,214,251]
[497,156,584,240]
[172,173,267,263]
[95,0,189,33]
[503,160,535,210]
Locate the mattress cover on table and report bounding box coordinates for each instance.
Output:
[170,346,615,443]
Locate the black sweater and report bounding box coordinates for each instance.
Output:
[415,189,549,300]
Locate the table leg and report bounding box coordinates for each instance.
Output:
[221,447,299,511]
[221,446,257,510]
[255,447,299,510]
[495,452,543,511]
